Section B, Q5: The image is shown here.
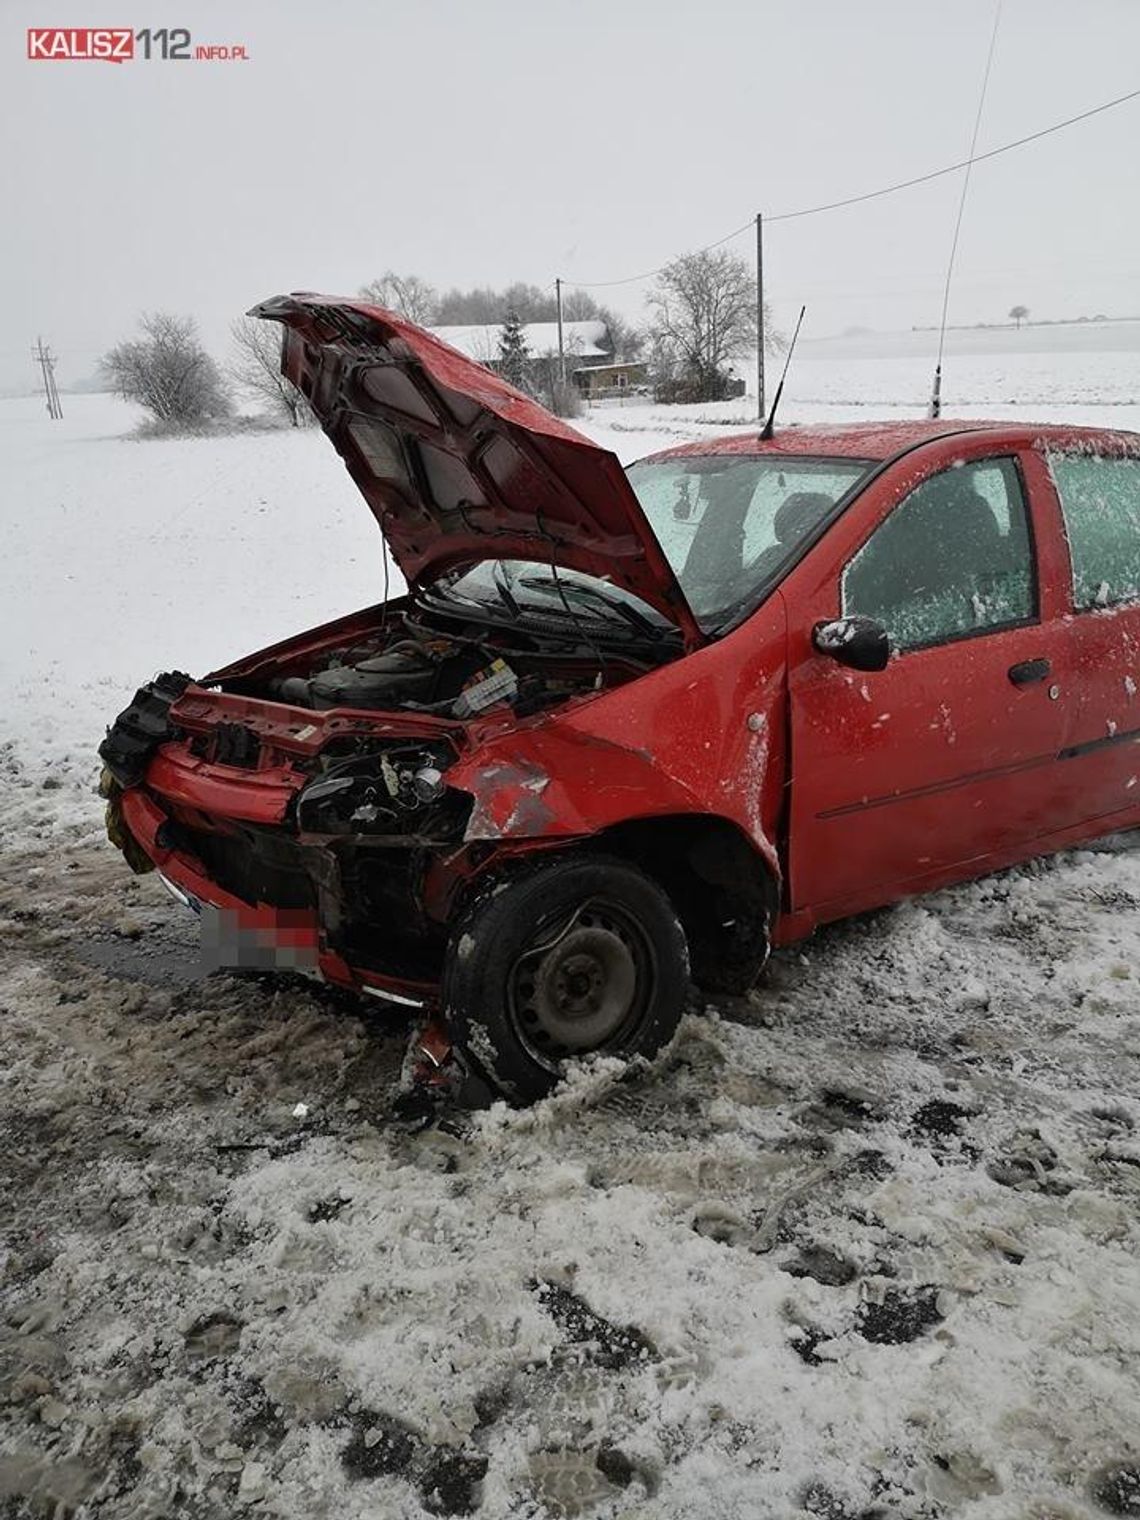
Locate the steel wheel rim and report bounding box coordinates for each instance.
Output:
[508,897,656,1070]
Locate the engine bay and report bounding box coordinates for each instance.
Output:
[230,610,662,723]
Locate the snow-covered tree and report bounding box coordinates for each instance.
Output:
[497,310,531,391]
[101,313,230,427]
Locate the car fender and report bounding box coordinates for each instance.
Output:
[446,598,789,886]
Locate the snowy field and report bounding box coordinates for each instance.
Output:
[2,333,1140,1518]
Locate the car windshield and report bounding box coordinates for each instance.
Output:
[625,453,873,629]
[427,454,873,639]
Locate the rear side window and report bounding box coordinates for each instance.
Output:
[1047,453,1140,610]
[843,458,1035,650]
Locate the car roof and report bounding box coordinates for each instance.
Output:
[642,418,1140,465]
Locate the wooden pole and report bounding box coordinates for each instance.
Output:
[555,277,566,387]
[33,337,62,419]
[47,349,63,418]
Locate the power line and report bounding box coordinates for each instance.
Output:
[771,82,1139,224]
[565,83,1140,289]
[567,218,753,290]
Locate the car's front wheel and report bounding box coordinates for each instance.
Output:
[443,855,690,1103]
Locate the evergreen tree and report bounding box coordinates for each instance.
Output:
[497,309,531,391]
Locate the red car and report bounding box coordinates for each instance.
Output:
[101,294,1140,1101]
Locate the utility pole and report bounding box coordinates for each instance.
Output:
[555,277,566,387]
[755,213,765,421]
[47,346,62,419]
[33,337,63,419]
[34,338,51,416]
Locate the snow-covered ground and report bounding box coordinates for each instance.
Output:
[585,319,1140,443]
[2,339,1140,1518]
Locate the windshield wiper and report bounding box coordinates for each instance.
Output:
[516,575,661,637]
[491,561,521,621]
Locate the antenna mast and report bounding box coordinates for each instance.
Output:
[755,212,765,419]
[929,0,1003,419]
[760,305,805,440]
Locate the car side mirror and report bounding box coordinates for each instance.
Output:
[812,616,891,672]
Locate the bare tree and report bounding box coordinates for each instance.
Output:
[1009,304,1030,329]
[647,250,774,401]
[436,282,556,324]
[359,272,439,325]
[435,285,506,324]
[560,288,599,322]
[503,283,556,323]
[602,309,644,363]
[101,313,230,426]
[229,316,311,427]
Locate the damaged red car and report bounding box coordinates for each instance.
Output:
[101,294,1140,1100]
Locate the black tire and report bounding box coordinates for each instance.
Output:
[443,855,690,1104]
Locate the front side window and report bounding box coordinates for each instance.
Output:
[1047,452,1140,610]
[626,454,872,629]
[843,458,1035,650]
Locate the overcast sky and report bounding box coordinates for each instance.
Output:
[3,0,1139,389]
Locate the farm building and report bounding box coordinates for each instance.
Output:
[572,360,650,400]
[430,320,612,372]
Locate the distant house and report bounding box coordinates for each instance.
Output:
[430,320,612,374]
[572,361,649,401]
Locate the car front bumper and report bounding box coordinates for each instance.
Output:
[118,784,436,1010]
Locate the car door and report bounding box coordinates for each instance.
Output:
[782,438,1076,920]
[1039,439,1140,828]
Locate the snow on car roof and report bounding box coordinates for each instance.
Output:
[645,418,1140,463]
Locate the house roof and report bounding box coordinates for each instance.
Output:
[429,320,610,364]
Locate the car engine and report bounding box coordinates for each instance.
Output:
[256,616,648,722]
[273,635,486,713]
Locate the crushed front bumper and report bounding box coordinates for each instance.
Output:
[117,784,436,1009]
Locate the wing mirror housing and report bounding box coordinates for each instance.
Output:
[812,615,891,672]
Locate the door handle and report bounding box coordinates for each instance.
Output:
[1008,658,1051,687]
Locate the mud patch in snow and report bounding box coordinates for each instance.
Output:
[3,824,1140,1516]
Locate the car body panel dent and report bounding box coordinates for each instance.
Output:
[449,597,788,880]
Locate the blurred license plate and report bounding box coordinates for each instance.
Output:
[199,904,320,973]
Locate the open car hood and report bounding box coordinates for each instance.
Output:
[251,293,703,645]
